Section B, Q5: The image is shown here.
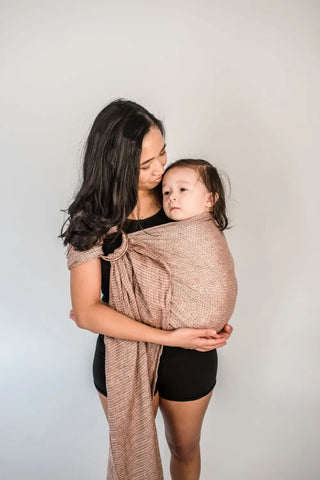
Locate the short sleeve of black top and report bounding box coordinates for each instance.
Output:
[93,208,172,396]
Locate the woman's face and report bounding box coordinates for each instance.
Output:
[138,127,167,191]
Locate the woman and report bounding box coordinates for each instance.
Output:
[62,99,233,480]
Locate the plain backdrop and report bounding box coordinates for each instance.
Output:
[1,1,319,479]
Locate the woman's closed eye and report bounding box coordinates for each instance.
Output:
[140,163,150,170]
[140,151,166,170]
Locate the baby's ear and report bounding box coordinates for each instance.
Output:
[206,192,219,209]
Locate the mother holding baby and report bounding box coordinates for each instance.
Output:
[61,99,235,480]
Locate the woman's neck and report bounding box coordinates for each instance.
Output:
[128,190,161,220]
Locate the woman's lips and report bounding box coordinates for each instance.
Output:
[153,177,162,184]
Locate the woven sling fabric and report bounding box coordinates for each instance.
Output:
[67,213,237,480]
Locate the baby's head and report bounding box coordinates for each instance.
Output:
[162,159,228,231]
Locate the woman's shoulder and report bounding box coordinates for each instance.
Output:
[67,243,104,270]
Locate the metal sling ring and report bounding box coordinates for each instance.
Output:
[102,232,129,262]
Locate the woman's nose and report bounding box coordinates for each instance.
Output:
[153,158,165,176]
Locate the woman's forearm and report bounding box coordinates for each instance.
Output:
[73,302,229,351]
[75,302,172,345]
[69,257,229,351]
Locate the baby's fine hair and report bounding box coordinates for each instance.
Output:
[165,159,229,231]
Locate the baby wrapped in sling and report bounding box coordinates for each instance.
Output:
[68,160,237,480]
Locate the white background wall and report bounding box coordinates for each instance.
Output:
[1,1,319,479]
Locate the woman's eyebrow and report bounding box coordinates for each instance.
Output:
[140,143,166,165]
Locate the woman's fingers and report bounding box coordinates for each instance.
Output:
[210,332,228,340]
[198,339,227,349]
[195,328,217,338]
[195,341,227,352]
[197,328,227,341]
[221,323,233,337]
[209,324,234,340]
[195,330,229,351]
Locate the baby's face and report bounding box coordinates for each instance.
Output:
[162,166,213,220]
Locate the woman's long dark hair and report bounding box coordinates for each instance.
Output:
[60,99,165,250]
[164,159,230,231]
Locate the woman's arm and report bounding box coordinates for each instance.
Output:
[70,258,229,351]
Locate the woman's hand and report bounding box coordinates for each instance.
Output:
[197,323,233,351]
[218,323,233,340]
[167,324,233,351]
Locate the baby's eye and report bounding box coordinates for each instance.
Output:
[163,191,169,196]
[180,188,187,192]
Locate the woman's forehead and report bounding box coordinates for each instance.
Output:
[140,127,164,160]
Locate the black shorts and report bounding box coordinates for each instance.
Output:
[93,334,218,402]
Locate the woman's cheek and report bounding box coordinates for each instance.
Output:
[138,171,148,188]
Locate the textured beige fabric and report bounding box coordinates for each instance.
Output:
[67,213,237,480]
[67,243,106,268]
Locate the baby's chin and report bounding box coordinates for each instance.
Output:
[164,208,188,221]
[164,207,210,221]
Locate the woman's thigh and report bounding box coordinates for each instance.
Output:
[159,391,213,456]
[156,347,217,455]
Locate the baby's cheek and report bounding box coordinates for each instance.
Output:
[162,202,168,215]
[163,202,171,219]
